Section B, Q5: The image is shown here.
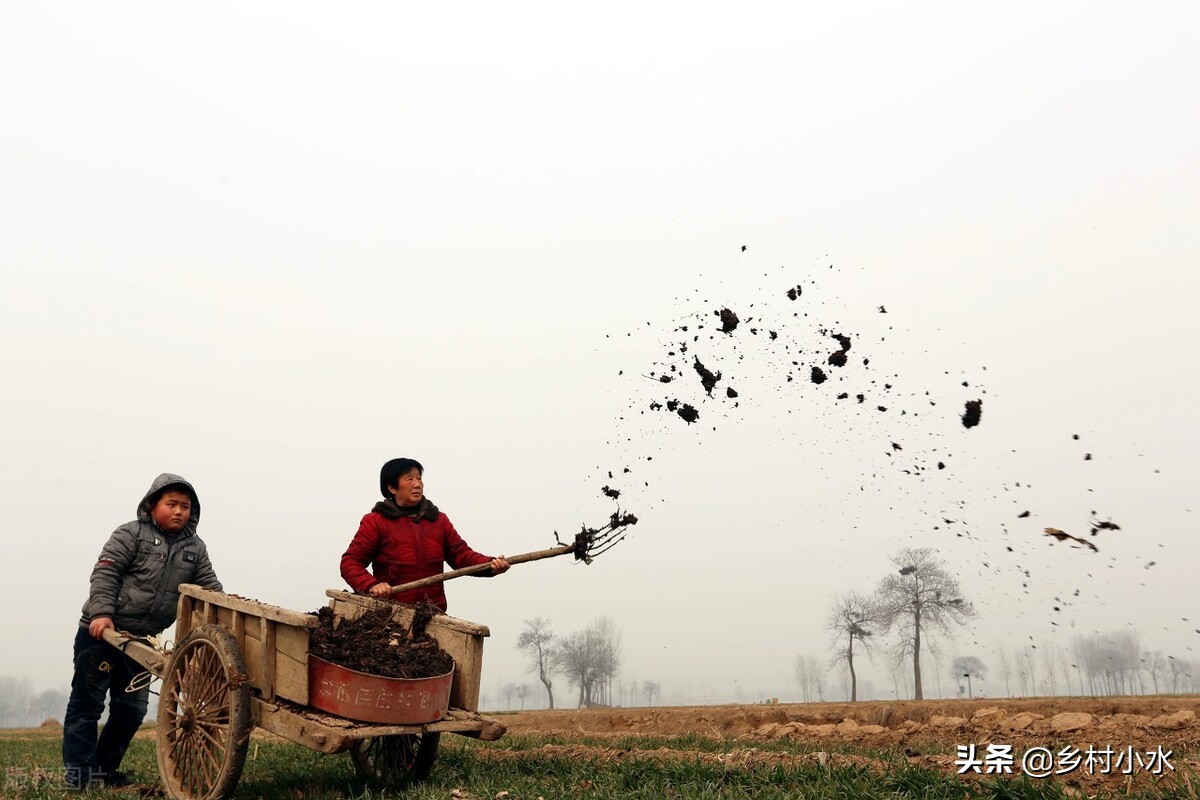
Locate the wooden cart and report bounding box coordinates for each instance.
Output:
[103,584,506,800]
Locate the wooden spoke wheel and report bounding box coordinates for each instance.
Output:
[350,732,440,786]
[156,624,252,800]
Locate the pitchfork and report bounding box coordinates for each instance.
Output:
[387,511,638,597]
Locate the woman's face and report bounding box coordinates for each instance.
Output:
[387,467,424,506]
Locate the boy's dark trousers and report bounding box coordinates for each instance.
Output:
[62,626,150,788]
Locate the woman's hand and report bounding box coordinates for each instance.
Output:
[368,582,393,597]
[490,556,511,575]
[88,617,114,639]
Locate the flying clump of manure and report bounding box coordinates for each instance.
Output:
[962,399,983,429]
[827,332,852,367]
[717,308,740,333]
[693,357,722,396]
[665,399,699,424]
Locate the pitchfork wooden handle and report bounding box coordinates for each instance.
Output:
[386,543,576,596]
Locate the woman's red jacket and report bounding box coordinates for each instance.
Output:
[339,510,493,611]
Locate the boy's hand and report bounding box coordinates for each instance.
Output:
[88,617,114,639]
[368,582,393,597]
[490,556,511,575]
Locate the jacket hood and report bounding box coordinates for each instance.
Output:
[136,473,201,535]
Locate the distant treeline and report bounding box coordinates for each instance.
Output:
[0,677,67,728]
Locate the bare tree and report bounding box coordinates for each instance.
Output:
[0,677,33,727]
[952,655,987,698]
[1023,645,1039,695]
[642,680,660,706]
[1014,646,1029,696]
[793,655,814,702]
[1169,656,1189,693]
[517,617,557,709]
[794,654,826,702]
[556,617,622,707]
[515,684,529,710]
[1062,646,1078,695]
[826,592,876,702]
[995,645,1013,697]
[873,548,975,701]
[886,648,912,700]
[1040,645,1058,696]
[928,638,946,699]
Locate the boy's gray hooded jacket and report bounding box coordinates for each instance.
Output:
[79,473,222,636]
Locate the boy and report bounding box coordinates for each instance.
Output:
[62,473,222,790]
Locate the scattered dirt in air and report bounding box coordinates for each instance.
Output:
[810,366,827,384]
[601,486,621,500]
[718,308,740,333]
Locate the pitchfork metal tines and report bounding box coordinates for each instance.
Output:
[560,511,639,564]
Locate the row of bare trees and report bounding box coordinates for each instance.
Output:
[826,547,975,701]
[990,633,1199,698]
[0,677,67,728]
[806,547,1196,702]
[516,616,625,708]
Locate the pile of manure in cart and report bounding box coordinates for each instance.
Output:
[309,602,454,679]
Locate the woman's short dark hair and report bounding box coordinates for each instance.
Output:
[380,457,424,498]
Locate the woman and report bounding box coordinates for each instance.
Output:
[340,457,509,610]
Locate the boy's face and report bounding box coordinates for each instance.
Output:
[387,467,424,507]
[151,490,193,533]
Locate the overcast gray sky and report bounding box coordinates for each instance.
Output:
[2,2,1197,708]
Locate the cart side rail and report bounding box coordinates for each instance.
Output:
[176,584,316,705]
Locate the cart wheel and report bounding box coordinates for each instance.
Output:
[156,624,252,800]
[350,732,440,785]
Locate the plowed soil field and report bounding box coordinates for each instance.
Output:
[498,696,1200,795]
